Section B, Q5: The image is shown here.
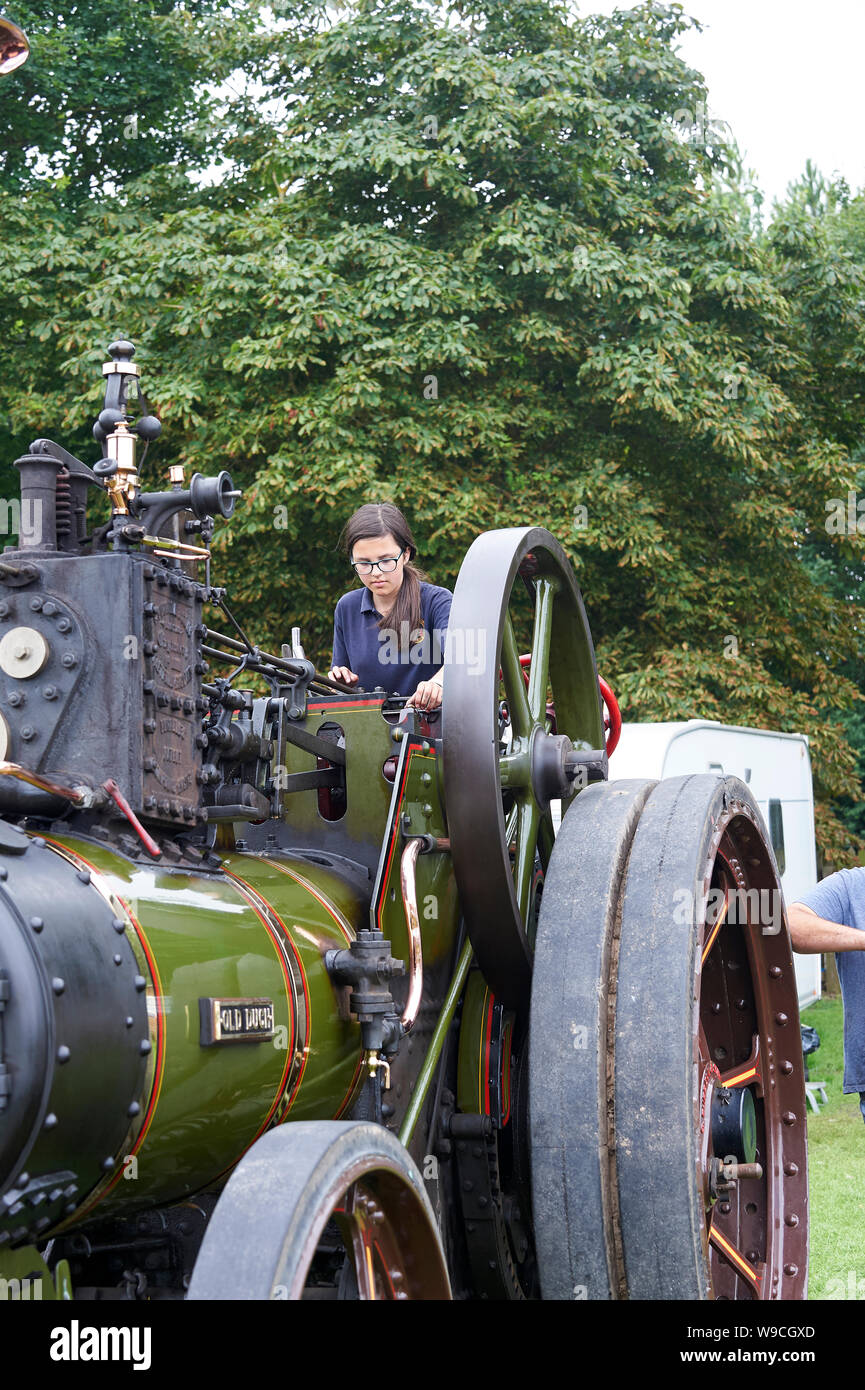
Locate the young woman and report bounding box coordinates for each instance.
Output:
[328,502,452,711]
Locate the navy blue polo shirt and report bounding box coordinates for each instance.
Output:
[797,867,865,1092]
[332,582,453,696]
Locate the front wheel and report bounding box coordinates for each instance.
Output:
[187,1122,451,1300]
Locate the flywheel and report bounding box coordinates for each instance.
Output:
[442,527,605,1011]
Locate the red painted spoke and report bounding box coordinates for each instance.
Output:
[701,890,729,966]
[709,1219,764,1296]
[721,1034,763,1096]
[341,1183,377,1300]
[371,1240,398,1298]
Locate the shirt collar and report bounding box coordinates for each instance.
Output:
[360,587,378,614]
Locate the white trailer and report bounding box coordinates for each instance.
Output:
[603,720,820,1010]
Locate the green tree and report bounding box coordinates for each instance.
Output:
[0,0,263,204]
[773,169,865,861]
[2,0,865,864]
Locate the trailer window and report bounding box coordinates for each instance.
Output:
[768,798,786,875]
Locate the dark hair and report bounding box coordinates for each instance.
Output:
[340,502,427,635]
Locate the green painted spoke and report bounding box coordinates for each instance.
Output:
[538,811,555,872]
[499,751,531,791]
[513,795,540,923]
[527,578,556,724]
[501,612,531,738]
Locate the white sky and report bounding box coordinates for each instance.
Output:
[579,0,865,206]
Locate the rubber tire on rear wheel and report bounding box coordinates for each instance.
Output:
[529,779,657,1301]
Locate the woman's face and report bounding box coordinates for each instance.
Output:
[350,531,409,609]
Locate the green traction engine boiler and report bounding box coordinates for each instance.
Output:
[0,342,809,1301]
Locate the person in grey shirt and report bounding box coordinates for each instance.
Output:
[789,868,865,1123]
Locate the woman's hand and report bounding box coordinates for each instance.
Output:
[408,678,443,711]
[328,666,359,686]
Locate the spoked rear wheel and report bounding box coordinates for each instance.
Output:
[187,1122,451,1301]
[530,775,808,1300]
[616,775,808,1300]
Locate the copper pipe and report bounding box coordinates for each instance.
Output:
[152,549,207,563]
[142,534,210,559]
[399,839,424,1033]
[0,761,83,803]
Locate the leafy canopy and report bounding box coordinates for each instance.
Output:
[2,0,864,862]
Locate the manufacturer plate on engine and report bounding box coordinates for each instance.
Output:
[199,997,275,1045]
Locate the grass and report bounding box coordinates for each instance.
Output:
[802,994,865,1300]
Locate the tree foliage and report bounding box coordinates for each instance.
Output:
[0,0,263,203]
[2,0,865,863]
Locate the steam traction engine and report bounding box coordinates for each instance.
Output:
[0,343,808,1300]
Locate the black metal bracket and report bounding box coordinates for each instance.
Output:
[564,747,608,785]
[279,720,346,766]
[275,768,340,794]
[325,929,404,1058]
[27,439,102,488]
[282,663,315,722]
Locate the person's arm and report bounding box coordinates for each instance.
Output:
[328,599,358,686]
[406,587,451,710]
[788,901,865,954]
[408,668,443,710]
[329,664,359,685]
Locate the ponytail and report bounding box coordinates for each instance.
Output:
[388,558,425,637]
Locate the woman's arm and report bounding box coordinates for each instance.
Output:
[406,586,452,709]
[329,665,359,684]
[328,599,358,686]
[408,667,443,710]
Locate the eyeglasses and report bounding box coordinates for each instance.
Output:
[351,554,403,575]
